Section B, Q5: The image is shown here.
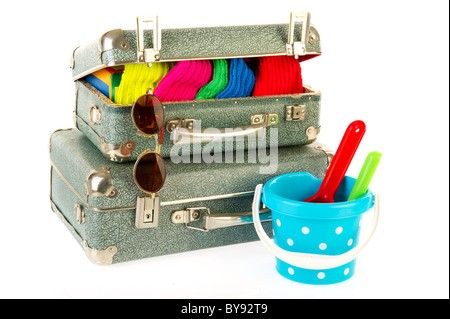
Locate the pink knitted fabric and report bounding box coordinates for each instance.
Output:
[154,60,212,102]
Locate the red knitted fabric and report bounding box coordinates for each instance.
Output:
[253,56,303,96]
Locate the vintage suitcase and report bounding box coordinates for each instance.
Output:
[49,128,332,264]
[71,12,323,162]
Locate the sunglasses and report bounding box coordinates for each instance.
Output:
[131,93,167,194]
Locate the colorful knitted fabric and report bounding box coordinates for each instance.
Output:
[115,62,174,104]
[195,59,228,100]
[216,58,255,99]
[253,56,303,96]
[86,67,124,101]
[154,60,213,102]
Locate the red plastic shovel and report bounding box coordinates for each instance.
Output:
[304,120,366,203]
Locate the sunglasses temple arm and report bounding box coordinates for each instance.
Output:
[159,127,164,144]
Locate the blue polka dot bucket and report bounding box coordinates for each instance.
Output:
[252,172,379,285]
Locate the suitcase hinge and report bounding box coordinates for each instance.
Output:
[135,194,160,229]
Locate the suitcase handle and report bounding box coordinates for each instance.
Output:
[171,206,272,231]
[166,113,279,145]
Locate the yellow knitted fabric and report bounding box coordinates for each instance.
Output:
[115,62,174,105]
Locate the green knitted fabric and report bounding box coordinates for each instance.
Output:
[195,59,228,100]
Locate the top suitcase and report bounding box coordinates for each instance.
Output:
[71,12,322,162]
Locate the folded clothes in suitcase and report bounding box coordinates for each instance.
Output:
[49,128,332,264]
[71,12,322,162]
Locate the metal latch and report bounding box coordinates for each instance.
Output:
[286,11,311,58]
[135,194,160,229]
[286,105,306,121]
[136,15,161,65]
[166,118,195,133]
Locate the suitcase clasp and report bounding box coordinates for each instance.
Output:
[286,12,311,58]
[286,104,306,121]
[136,15,161,65]
[135,194,160,229]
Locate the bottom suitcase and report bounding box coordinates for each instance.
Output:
[49,128,332,265]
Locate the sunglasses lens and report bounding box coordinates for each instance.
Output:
[134,152,166,193]
[132,95,164,135]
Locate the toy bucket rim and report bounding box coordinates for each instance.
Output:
[261,172,375,220]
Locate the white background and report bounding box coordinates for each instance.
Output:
[0,0,448,299]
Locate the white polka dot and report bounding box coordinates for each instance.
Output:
[348,239,354,246]
[301,227,310,234]
[287,238,294,246]
[272,229,275,237]
[344,268,350,275]
[276,219,281,227]
[317,272,325,279]
[319,243,327,250]
[335,227,343,235]
[288,268,294,275]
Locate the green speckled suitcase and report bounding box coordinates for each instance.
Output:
[49,128,332,264]
[71,12,322,162]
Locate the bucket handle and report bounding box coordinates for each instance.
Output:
[252,184,380,270]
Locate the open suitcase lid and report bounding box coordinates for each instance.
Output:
[71,12,321,81]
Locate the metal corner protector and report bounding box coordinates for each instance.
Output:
[83,240,117,265]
